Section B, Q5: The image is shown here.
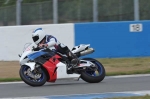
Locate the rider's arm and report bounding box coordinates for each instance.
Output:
[46,38,57,47]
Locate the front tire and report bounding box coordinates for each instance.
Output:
[19,65,47,87]
[80,58,105,83]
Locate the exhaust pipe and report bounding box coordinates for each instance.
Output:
[80,48,94,56]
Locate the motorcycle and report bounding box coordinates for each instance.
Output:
[18,43,105,86]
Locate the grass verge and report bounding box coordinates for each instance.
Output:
[0,78,21,82]
[97,57,150,76]
[0,57,150,82]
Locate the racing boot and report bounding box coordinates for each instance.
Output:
[66,51,79,69]
[57,44,79,70]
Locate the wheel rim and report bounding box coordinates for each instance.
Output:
[86,61,103,77]
[23,66,45,82]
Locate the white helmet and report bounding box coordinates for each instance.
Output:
[32,28,46,45]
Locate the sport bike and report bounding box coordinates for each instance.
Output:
[19,43,105,86]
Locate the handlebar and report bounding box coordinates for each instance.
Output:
[32,46,44,51]
[32,43,50,51]
[32,46,51,52]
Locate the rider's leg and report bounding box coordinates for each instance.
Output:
[57,43,79,66]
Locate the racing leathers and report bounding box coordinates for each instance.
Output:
[40,35,79,68]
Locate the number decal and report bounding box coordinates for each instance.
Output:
[130,24,143,32]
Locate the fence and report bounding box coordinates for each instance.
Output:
[0,0,150,26]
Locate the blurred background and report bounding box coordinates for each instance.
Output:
[0,0,149,26]
[1,0,150,84]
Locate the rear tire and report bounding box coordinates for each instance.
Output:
[19,65,47,87]
[80,58,105,83]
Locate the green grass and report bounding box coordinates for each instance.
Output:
[106,69,150,76]
[0,78,21,82]
[97,57,150,76]
[0,57,150,82]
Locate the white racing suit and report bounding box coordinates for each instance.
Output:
[44,35,79,67]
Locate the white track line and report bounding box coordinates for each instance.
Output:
[0,97,47,99]
[105,74,150,79]
[0,81,24,85]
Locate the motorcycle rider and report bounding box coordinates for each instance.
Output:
[31,28,79,69]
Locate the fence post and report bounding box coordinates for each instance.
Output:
[134,0,140,21]
[119,0,123,21]
[93,0,98,22]
[16,0,23,25]
[53,0,58,24]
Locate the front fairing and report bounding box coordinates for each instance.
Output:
[27,50,49,61]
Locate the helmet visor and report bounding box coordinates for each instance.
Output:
[32,35,39,42]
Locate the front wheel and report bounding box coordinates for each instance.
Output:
[19,65,47,87]
[80,58,105,83]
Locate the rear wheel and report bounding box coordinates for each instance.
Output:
[19,65,47,87]
[80,58,105,83]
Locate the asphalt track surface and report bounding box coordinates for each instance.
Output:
[0,74,150,98]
